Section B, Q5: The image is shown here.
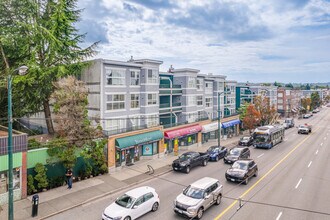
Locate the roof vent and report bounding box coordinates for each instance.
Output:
[168,65,174,73]
[128,56,134,62]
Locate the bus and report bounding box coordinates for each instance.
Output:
[253,125,285,149]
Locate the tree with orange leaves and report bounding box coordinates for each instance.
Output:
[242,104,261,134]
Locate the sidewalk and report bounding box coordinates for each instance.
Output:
[0,134,244,220]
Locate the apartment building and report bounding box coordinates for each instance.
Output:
[277,88,302,117]
[81,58,240,171]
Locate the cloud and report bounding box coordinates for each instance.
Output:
[126,0,173,9]
[77,19,109,44]
[259,54,290,61]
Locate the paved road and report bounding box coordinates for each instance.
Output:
[47,108,330,220]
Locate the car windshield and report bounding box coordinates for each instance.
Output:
[179,154,192,160]
[299,125,307,128]
[254,134,269,143]
[229,149,240,156]
[115,194,135,208]
[207,147,218,153]
[232,162,248,170]
[183,186,205,199]
[285,120,291,123]
[241,137,250,140]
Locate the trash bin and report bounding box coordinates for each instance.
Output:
[32,194,39,217]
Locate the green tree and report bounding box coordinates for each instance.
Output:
[0,0,98,133]
[254,95,277,125]
[285,83,294,88]
[34,163,48,190]
[27,174,37,195]
[311,92,321,110]
[47,76,102,169]
[237,102,249,120]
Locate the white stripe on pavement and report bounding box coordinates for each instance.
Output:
[320,143,323,146]
[315,150,319,155]
[257,153,264,158]
[276,212,283,220]
[295,178,303,189]
[324,137,327,140]
[308,161,312,168]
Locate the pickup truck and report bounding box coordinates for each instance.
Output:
[172,151,210,174]
[298,124,312,134]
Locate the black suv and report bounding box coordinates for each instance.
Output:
[224,147,250,164]
[238,136,253,146]
[225,159,258,185]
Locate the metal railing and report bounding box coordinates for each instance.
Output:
[103,124,149,136]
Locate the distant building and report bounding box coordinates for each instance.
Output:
[277,88,302,117]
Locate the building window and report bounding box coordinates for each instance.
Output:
[196,79,203,90]
[130,70,140,86]
[105,68,126,85]
[218,82,224,91]
[130,94,139,109]
[106,94,125,110]
[187,96,197,106]
[197,96,203,106]
[130,117,140,128]
[147,69,158,84]
[205,82,213,93]
[147,115,158,127]
[105,118,126,131]
[148,93,157,105]
[278,93,283,97]
[188,77,196,88]
[0,168,21,194]
[205,97,212,107]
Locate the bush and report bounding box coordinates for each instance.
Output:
[48,176,65,189]
[27,175,36,195]
[34,163,49,190]
[28,139,42,150]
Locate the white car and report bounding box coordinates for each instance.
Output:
[102,186,160,220]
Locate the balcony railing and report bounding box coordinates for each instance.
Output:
[103,124,149,136]
[159,103,182,108]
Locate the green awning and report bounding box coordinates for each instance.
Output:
[115,130,163,149]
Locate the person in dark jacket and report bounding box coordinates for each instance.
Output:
[65,169,73,189]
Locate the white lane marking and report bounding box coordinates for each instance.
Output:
[257,153,264,158]
[276,212,283,220]
[295,178,303,189]
[308,161,312,168]
[320,143,323,146]
[315,150,319,155]
[324,137,327,140]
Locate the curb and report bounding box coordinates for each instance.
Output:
[38,168,173,220]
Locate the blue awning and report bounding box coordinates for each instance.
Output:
[222,119,241,128]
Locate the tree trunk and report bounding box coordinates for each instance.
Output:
[43,100,55,134]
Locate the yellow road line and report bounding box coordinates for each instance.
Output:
[215,129,319,220]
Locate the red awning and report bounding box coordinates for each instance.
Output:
[164,125,202,139]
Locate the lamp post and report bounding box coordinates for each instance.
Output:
[7,65,28,220]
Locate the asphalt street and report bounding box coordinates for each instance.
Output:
[47,108,330,220]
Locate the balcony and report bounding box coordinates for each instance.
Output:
[159,102,182,114]
[159,84,182,95]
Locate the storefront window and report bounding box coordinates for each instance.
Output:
[0,168,20,194]
[179,134,197,146]
[152,142,158,154]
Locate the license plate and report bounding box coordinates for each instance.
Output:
[174,167,178,170]
[177,210,183,214]
[231,178,235,182]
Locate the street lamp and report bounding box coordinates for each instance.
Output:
[7,65,28,220]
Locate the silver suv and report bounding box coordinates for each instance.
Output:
[173,177,223,219]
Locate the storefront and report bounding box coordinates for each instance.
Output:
[201,122,221,143]
[114,130,163,167]
[164,125,202,154]
[222,119,241,138]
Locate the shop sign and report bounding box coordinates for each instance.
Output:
[134,137,152,145]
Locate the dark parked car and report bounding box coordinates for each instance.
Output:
[224,147,250,164]
[172,152,210,174]
[206,146,228,161]
[238,136,253,146]
[225,159,258,185]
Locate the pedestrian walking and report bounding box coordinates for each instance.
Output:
[65,168,73,189]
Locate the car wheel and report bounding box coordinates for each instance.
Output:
[185,166,190,174]
[151,202,159,212]
[254,169,258,177]
[244,177,249,185]
[196,207,204,219]
[215,194,222,205]
[215,156,219,162]
[123,216,131,220]
[203,160,208,166]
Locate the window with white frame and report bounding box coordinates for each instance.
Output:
[105,118,126,131]
[105,68,126,85]
[188,77,196,88]
[130,117,140,128]
[218,82,224,91]
[187,96,197,106]
[130,70,140,86]
[196,79,203,90]
[197,96,203,106]
[205,97,212,107]
[187,113,196,123]
[205,81,213,93]
[147,93,157,105]
[106,94,125,110]
[130,94,139,108]
[278,93,283,97]
[147,115,158,127]
[147,69,158,84]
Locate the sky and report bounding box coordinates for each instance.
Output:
[76,0,330,83]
